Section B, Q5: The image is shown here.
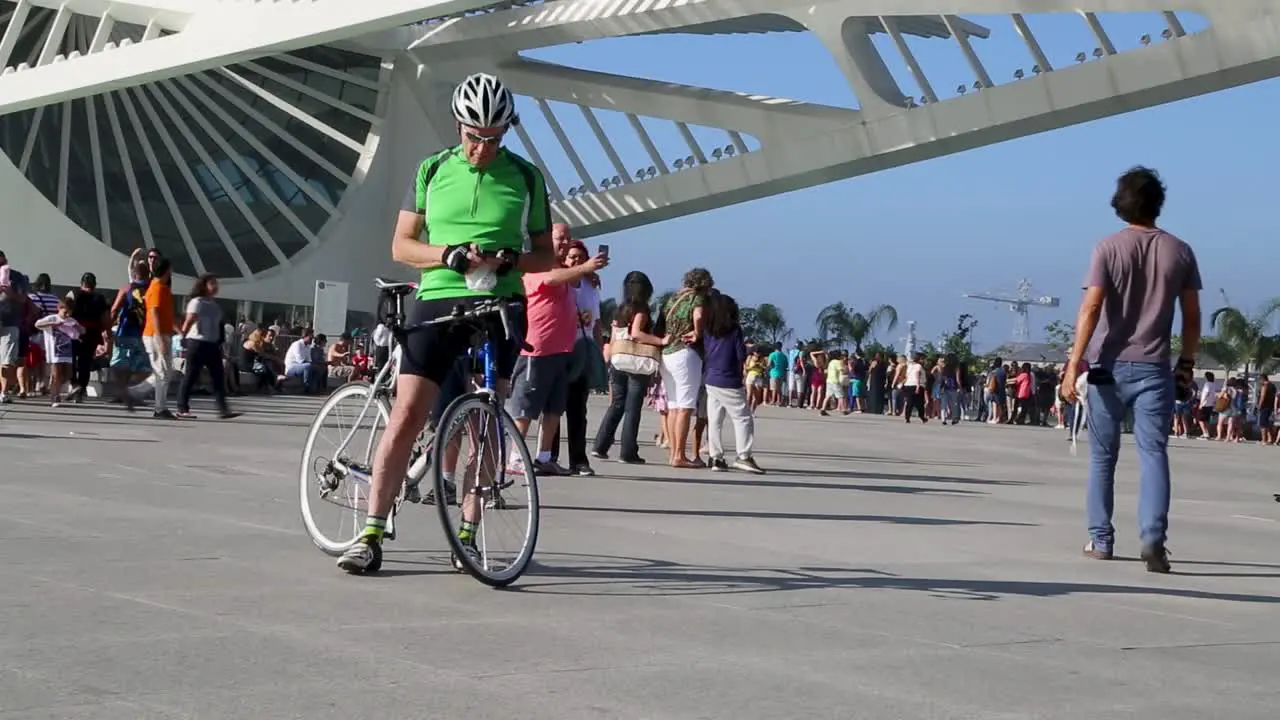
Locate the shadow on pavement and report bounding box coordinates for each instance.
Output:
[0,432,157,443]
[609,473,985,496]
[512,552,1280,603]
[6,409,315,430]
[756,448,981,468]
[542,504,1035,526]
[1109,557,1280,579]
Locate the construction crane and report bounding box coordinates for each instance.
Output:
[963,279,1061,342]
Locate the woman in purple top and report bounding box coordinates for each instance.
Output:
[702,292,764,474]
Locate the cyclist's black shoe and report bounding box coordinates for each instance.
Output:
[451,541,481,572]
[338,536,382,574]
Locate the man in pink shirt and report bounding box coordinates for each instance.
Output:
[508,224,608,475]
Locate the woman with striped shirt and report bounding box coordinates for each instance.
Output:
[19,273,59,396]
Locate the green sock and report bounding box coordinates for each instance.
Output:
[457,520,477,544]
[359,515,387,542]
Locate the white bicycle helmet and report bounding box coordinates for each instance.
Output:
[451,73,518,129]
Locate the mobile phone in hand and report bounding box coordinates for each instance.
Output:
[598,244,609,257]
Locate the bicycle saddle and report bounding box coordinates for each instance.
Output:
[374,277,417,294]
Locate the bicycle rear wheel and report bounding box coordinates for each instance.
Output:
[432,392,539,587]
[299,381,391,555]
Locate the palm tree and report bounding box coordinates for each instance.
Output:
[815,302,855,348]
[1201,336,1244,376]
[815,302,899,352]
[1205,299,1280,377]
[848,304,898,351]
[753,303,792,346]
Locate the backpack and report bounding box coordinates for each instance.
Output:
[116,282,147,337]
[942,371,958,391]
[1214,388,1231,413]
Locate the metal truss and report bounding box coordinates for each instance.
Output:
[400,0,1280,236]
[2,0,1280,265]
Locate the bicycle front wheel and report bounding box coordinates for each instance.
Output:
[299,381,391,555]
[432,392,539,587]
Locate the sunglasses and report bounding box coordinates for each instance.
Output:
[464,131,503,146]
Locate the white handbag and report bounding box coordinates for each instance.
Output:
[608,325,660,376]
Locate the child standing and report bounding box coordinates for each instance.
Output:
[34,299,83,407]
[702,292,764,474]
[821,350,848,416]
[743,348,767,411]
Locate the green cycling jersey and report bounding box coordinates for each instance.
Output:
[401,146,551,302]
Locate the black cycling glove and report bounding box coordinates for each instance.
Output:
[494,249,519,276]
[442,244,471,274]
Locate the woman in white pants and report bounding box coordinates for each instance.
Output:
[658,268,713,468]
[700,291,764,474]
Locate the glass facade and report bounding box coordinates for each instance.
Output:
[0,8,383,280]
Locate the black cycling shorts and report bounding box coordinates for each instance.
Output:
[398,296,527,387]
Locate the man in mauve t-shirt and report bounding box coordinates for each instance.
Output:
[1062,166,1201,574]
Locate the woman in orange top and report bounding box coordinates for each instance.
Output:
[142,258,176,418]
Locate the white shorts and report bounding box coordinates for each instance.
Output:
[660,347,702,410]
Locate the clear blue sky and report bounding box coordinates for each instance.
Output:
[507,11,1274,350]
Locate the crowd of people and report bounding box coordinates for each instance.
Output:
[753,349,1084,431]
[0,242,390,418]
[381,224,768,480]
[0,248,237,418]
[750,343,1278,445]
[591,265,764,474]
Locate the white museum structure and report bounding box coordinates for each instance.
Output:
[0,0,1276,319]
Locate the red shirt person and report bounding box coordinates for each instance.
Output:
[506,224,607,474]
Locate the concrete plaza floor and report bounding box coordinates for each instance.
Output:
[1,393,1278,719]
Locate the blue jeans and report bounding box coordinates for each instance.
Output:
[593,369,650,460]
[940,388,961,423]
[286,363,318,392]
[1085,361,1173,549]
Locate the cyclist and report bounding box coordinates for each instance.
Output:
[339,72,559,573]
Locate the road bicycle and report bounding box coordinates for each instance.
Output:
[298,278,539,587]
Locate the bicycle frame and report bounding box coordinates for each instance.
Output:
[322,296,519,504]
[463,331,512,500]
[328,345,397,461]
[329,334,498,492]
